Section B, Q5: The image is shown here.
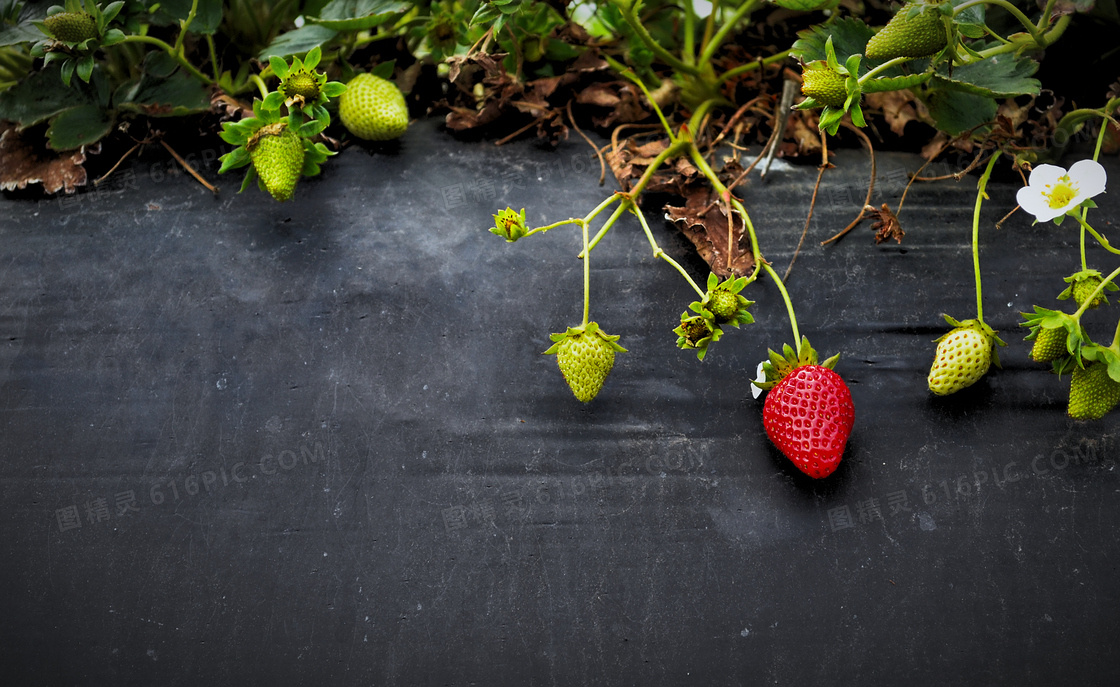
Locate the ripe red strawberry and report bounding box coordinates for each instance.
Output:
[754,337,854,479]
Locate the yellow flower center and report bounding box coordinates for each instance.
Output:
[1043,176,1078,210]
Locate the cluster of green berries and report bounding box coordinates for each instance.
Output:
[674,274,754,361]
[219,47,410,202]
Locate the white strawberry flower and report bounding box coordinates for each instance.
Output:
[751,361,766,399]
[1016,159,1107,223]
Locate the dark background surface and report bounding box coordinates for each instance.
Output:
[2,120,1119,685]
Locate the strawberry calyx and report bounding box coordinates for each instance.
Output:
[1019,306,1085,373]
[795,36,865,135]
[673,312,723,360]
[490,207,528,242]
[936,314,1006,367]
[697,273,754,327]
[1058,268,1117,309]
[752,336,840,393]
[543,321,628,355]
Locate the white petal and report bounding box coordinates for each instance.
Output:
[1068,159,1107,198]
[1026,163,1067,189]
[751,361,765,399]
[1017,185,1065,223]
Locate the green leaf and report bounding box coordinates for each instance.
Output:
[0,64,92,127]
[101,27,124,45]
[370,59,394,79]
[304,44,321,70]
[924,87,996,136]
[307,0,409,31]
[300,119,327,137]
[115,67,210,116]
[269,55,290,80]
[258,24,338,61]
[100,0,124,24]
[951,0,986,37]
[791,17,874,69]
[146,0,222,34]
[932,51,1040,98]
[261,89,284,111]
[45,102,113,149]
[76,54,94,82]
[238,165,257,194]
[218,146,250,173]
[0,0,50,46]
[60,58,74,86]
[321,81,346,98]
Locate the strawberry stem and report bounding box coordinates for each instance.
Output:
[1071,213,1120,256]
[582,204,591,327]
[763,262,801,355]
[953,0,1044,46]
[631,201,705,297]
[972,153,1002,324]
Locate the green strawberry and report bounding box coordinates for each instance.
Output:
[1068,361,1120,420]
[543,322,627,402]
[43,11,98,43]
[927,316,1004,395]
[248,123,304,202]
[1072,274,1109,309]
[281,69,320,102]
[865,2,948,60]
[801,63,848,108]
[339,73,409,141]
[1028,326,1068,363]
[705,291,740,323]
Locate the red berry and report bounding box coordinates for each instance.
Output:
[762,365,854,478]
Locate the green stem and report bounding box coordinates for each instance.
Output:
[119,34,213,84]
[619,68,678,141]
[1081,103,1117,270]
[697,0,760,67]
[715,50,791,86]
[613,0,699,76]
[631,201,705,297]
[1081,223,1088,271]
[249,73,269,99]
[858,56,913,83]
[683,0,696,68]
[972,153,1002,324]
[525,218,584,237]
[967,15,1070,62]
[1110,316,1120,350]
[174,0,200,54]
[1072,213,1120,256]
[582,208,591,326]
[206,34,219,82]
[762,263,801,354]
[583,204,628,257]
[953,0,1043,44]
[628,139,690,199]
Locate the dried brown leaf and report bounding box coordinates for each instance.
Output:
[865,89,919,137]
[867,203,905,244]
[0,122,91,195]
[665,187,755,278]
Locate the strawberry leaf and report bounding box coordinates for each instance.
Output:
[791,17,874,68]
[932,50,1040,98]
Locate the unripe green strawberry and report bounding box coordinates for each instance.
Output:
[543,322,627,403]
[928,318,1001,395]
[1068,362,1120,420]
[705,290,740,323]
[865,3,948,60]
[1073,275,1108,309]
[43,11,98,43]
[801,64,848,107]
[339,73,408,141]
[1029,326,1068,363]
[248,123,304,202]
[282,69,320,102]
